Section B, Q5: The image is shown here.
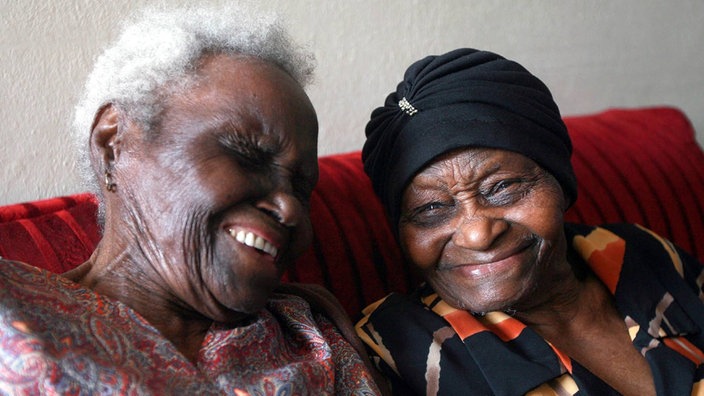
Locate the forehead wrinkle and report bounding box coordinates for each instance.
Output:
[417,149,501,193]
[214,107,281,146]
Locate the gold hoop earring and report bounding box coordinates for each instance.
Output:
[104,170,117,192]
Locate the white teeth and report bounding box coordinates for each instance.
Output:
[228,229,278,257]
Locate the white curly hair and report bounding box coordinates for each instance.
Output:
[72,3,315,198]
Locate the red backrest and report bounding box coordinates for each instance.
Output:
[1,107,702,317]
[563,107,704,260]
[0,193,100,274]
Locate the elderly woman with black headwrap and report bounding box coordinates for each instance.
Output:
[356,48,704,395]
[0,4,383,395]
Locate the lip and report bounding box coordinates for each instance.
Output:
[445,239,535,278]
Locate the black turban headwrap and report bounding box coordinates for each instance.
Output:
[362,48,577,231]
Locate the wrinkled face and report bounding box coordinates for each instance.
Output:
[398,148,568,313]
[114,55,318,321]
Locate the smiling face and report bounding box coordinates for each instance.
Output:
[109,54,318,322]
[398,148,570,313]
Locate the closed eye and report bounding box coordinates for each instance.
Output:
[490,179,521,194]
[418,202,446,213]
[218,133,275,171]
[401,200,454,227]
[482,177,534,205]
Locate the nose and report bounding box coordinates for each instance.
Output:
[452,208,508,251]
[255,182,314,259]
[255,187,308,228]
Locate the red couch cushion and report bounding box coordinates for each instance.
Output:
[0,193,100,274]
[1,107,702,317]
[563,107,704,261]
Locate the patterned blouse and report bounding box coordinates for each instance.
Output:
[0,260,380,395]
[356,223,704,395]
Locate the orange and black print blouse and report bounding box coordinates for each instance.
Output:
[356,223,704,395]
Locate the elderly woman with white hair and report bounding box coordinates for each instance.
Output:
[0,4,382,395]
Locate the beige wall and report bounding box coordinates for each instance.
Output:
[2,0,703,205]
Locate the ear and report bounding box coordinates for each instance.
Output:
[89,104,122,174]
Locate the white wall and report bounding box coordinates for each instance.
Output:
[2,0,703,205]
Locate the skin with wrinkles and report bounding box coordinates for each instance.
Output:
[398,147,656,396]
[65,54,319,362]
[398,148,570,314]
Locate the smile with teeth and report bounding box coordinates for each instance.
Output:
[228,229,278,258]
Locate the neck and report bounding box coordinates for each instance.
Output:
[65,241,215,364]
[511,253,592,330]
[514,269,612,341]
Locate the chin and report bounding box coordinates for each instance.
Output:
[456,300,504,314]
[213,280,278,320]
[227,263,284,300]
[441,286,523,314]
[233,287,275,314]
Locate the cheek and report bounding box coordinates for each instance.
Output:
[160,210,213,280]
[288,216,314,260]
[400,227,445,271]
[533,205,564,242]
[506,185,566,242]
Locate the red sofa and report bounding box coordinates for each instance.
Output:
[1,106,703,318]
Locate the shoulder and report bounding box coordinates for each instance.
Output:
[1,257,47,279]
[269,283,364,356]
[357,290,434,330]
[0,259,46,318]
[566,222,689,255]
[0,258,158,342]
[356,290,502,395]
[271,283,349,327]
[566,223,704,307]
[269,284,384,394]
[565,222,702,274]
[565,221,666,243]
[356,290,457,360]
[272,282,367,347]
[1,258,78,301]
